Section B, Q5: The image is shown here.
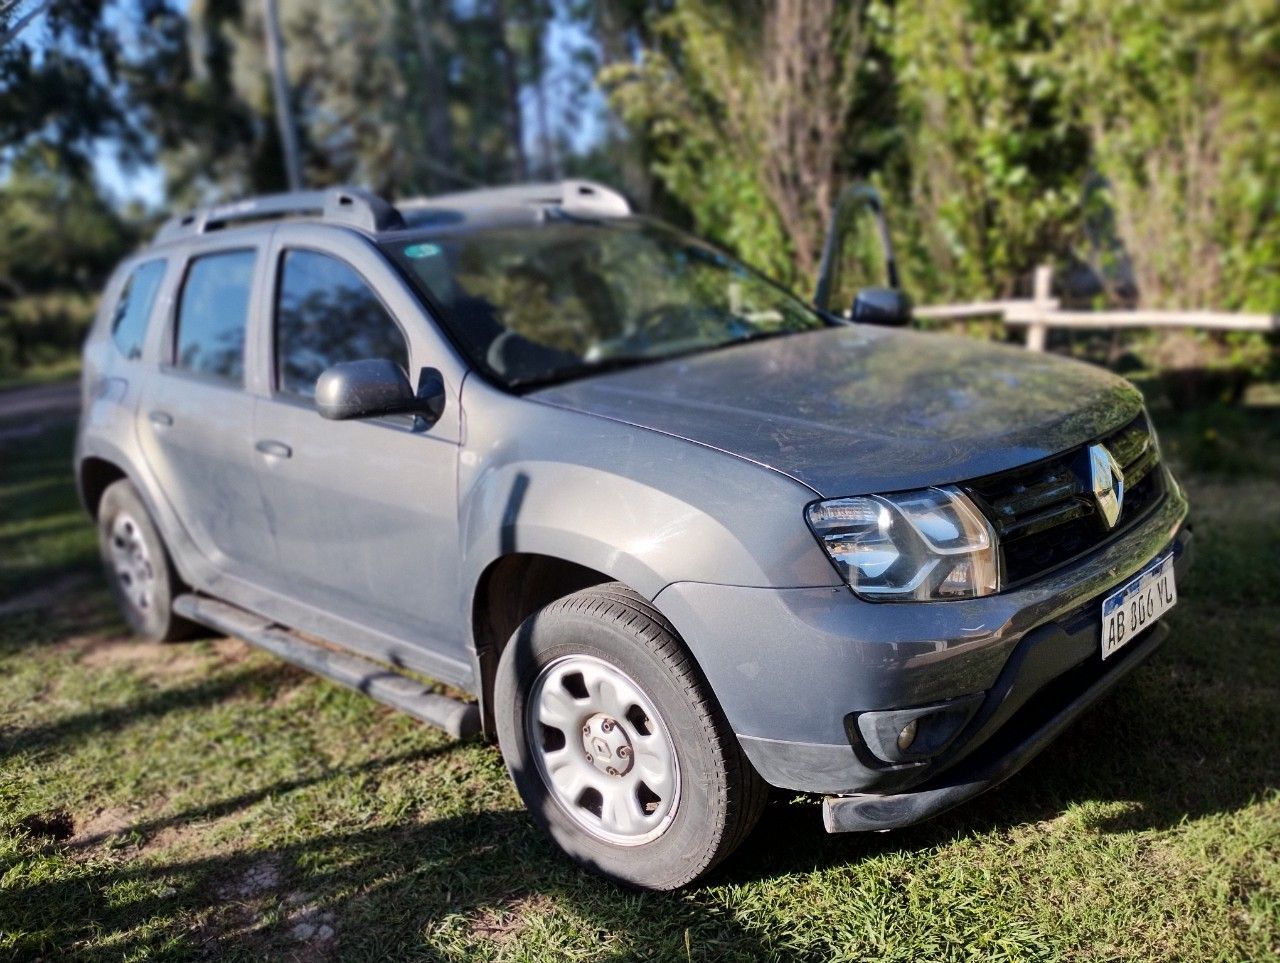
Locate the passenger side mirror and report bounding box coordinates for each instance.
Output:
[315,359,446,425]
[850,287,913,327]
[814,183,910,324]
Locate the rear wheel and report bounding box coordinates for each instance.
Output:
[96,479,195,642]
[495,583,766,889]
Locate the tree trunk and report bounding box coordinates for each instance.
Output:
[407,0,454,192]
[495,0,529,181]
[592,2,651,208]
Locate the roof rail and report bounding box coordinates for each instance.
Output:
[153,186,405,244]
[398,179,631,219]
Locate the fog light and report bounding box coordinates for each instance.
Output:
[896,719,918,752]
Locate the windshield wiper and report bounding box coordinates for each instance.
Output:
[511,327,823,391]
[508,354,664,391]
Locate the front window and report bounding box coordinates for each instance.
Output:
[273,249,409,399]
[382,219,830,389]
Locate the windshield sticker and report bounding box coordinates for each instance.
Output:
[404,242,442,259]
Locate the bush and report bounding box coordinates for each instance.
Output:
[0,291,98,378]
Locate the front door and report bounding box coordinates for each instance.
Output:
[250,228,466,677]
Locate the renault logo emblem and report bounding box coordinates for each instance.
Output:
[1087,443,1125,529]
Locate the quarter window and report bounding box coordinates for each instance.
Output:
[110,260,167,360]
[274,250,408,398]
[174,250,256,383]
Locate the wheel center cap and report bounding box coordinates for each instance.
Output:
[581,712,633,776]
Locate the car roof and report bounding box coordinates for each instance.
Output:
[149,180,631,250]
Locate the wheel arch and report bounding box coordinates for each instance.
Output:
[470,552,615,738]
[78,455,128,519]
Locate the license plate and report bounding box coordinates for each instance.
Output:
[1100,551,1177,659]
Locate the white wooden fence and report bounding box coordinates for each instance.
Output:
[913,265,1280,351]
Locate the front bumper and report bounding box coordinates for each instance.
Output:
[653,475,1191,805]
[823,617,1170,831]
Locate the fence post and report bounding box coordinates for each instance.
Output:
[1025,264,1053,351]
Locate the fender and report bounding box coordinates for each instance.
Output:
[457,381,843,618]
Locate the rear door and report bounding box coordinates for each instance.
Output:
[249,225,467,676]
[136,243,276,581]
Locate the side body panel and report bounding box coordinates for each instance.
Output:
[76,258,154,494]
[77,249,243,593]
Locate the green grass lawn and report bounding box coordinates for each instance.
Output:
[1,390,1277,961]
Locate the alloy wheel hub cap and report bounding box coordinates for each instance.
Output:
[580,712,634,777]
[108,512,155,613]
[527,654,680,846]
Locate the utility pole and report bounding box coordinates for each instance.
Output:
[262,0,302,192]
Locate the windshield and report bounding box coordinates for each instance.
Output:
[381,219,831,389]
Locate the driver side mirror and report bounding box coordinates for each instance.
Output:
[315,359,446,425]
[851,287,913,327]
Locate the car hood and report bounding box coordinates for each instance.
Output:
[529,325,1143,496]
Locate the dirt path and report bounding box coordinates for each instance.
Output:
[0,379,80,443]
[0,380,80,419]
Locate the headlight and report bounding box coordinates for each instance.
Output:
[806,486,999,601]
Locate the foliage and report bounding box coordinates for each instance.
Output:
[0,154,137,376]
[885,0,1090,302]
[607,0,1280,323]
[603,0,875,288]
[0,1,154,377]
[0,0,144,177]
[134,0,565,204]
[2,0,1279,381]
[1059,0,1280,312]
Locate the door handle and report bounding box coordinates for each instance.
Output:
[148,410,173,427]
[254,439,292,459]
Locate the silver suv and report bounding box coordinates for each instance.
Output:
[76,182,1191,889]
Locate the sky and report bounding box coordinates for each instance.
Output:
[22,0,608,211]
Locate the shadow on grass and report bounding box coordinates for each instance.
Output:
[0,659,303,762]
[4,618,1275,961]
[9,805,770,961]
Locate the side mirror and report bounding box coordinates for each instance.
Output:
[850,287,913,326]
[814,183,903,316]
[315,359,446,424]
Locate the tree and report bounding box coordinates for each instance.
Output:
[1061,0,1280,311]
[604,0,870,287]
[886,0,1089,302]
[0,0,139,177]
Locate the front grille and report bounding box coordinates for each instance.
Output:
[963,412,1166,586]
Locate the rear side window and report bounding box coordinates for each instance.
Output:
[174,250,256,384]
[110,260,167,360]
[274,249,408,398]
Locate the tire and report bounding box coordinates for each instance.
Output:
[494,582,767,890]
[96,479,197,643]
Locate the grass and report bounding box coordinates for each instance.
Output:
[0,387,1277,961]
[0,357,81,393]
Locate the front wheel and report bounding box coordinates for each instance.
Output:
[494,583,766,890]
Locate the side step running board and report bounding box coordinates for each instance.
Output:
[172,594,481,739]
